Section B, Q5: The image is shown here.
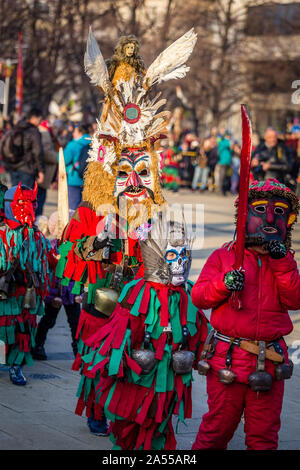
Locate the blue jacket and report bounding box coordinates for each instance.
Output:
[218,138,232,166]
[58,134,91,186]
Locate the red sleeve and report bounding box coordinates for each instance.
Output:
[191,249,231,310]
[269,251,300,311]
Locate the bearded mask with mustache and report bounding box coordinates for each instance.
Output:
[82,144,166,228]
[114,148,155,202]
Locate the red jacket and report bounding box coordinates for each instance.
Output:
[192,244,300,342]
[191,244,300,383]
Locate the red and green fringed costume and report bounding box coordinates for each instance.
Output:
[161,148,180,191]
[0,220,52,366]
[82,278,208,449]
[55,202,143,419]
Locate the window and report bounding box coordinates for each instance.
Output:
[245,3,300,36]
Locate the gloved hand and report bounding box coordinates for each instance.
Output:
[94,213,115,252]
[268,240,287,259]
[224,270,245,291]
[93,235,110,251]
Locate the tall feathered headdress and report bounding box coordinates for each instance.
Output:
[84,27,197,175]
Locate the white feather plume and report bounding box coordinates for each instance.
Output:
[84,27,111,95]
[143,28,197,89]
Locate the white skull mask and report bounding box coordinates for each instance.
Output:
[164,243,190,286]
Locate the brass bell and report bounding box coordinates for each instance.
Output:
[94,287,119,317]
[0,277,9,300]
[218,368,237,384]
[22,286,37,309]
[132,349,156,374]
[275,360,294,381]
[198,359,210,376]
[51,297,63,309]
[172,350,195,375]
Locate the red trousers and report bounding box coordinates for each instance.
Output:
[192,371,284,450]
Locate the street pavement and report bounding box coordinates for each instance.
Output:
[0,188,300,450]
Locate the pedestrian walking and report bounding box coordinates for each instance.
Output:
[230,142,241,195]
[0,108,44,188]
[191,140,209,192]
[251,128,292,185]
[215,132,232,195]
[36,120,58,216]
[60,124,91,210]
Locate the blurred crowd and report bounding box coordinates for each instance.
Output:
[0,110,95,214]
[0,109,300,221]
[160,125,300,196]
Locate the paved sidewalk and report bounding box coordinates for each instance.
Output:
[0,189,299,450]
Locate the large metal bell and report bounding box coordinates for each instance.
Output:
[248,370,273,392]
[22,286,37,309]
[132,349,156,374]
[198,359,210,376]
[275,360,294,381]
[218,368,237,384]
[94,287,119,317]
[172,350,195,375]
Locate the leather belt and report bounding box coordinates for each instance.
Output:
[214,331,284,363]
[214,331,250,346]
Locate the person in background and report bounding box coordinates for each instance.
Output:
[251,128,291,185]
[205,135,219,192]
[178,133,199,189]
[36,120,58,216]
[230,141,241,195]
[161,142,180,192]
[1,108,44,188]
[215,131,232,195]
[191,139,209,192]
[60,124,91,210]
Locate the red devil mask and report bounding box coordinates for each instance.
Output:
[235,179,299,249]
[8,182,38,227]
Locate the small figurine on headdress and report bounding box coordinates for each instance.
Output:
[106,35,146,87]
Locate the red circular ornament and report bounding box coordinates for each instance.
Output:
[123,103,141,124]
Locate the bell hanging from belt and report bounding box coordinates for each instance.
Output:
[172,350,195,375]
[172,325,195,375]
[218,340,237,385]
[22,285,37,309]
[198,329,216,376]
[275,359,294,381]
[198,359,210,376]
[94,265,122,317]
[94,287,119,317]
[132,349,156,374]
[248,341,272,392]
[132,331,156,374]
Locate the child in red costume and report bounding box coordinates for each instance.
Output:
[191,179,300,450]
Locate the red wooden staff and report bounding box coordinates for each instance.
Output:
[232,104,252,309]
